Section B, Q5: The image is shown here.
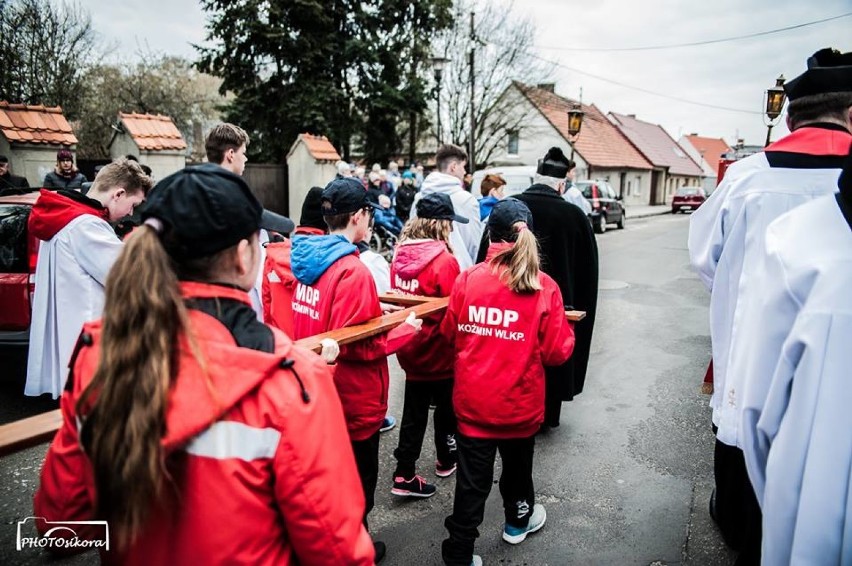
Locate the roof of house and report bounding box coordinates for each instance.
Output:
[117,112,187,151]
[609,112,704,176]
[682,135,732,167]
[0,102,78,146]
[515,83,652,170]
[293,133,341,162]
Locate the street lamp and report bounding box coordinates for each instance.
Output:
[566,102,584,160]
[431,56,450,145]
[764,75,787,147]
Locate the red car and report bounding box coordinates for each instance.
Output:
[0,191,39,351]
[671,186,706,213]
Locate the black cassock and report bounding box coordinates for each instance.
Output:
[478,185,599,426]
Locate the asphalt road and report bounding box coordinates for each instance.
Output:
[0,212,736,565]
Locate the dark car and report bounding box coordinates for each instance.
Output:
[0,191,39,351]
[671,186,706,213]
[577,180,625,234]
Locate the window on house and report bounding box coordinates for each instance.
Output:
[626,181,632,196]
[635,175,642,196]
[507,131,519,156]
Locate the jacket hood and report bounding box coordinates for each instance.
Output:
[161,282,295,450]
[484,241,513,262]
[28,188,108,240]
[394,240,447,278]
[291,234,357,285]
[421,172,463,196]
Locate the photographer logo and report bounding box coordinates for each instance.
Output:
[16,517,109,551]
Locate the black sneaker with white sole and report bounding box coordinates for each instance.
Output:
[391,475,437,498]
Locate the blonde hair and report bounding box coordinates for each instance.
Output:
[489,223,542,293]
[399,217,453,252]
[90,158,153,196]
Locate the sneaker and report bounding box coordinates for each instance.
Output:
[373,540,386,564]
[502,503,546,544]
[471,555,483,566]
[391,475,437,498]
[380,416,396,433]
[435,460,457,477]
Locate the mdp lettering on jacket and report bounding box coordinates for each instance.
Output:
[292,283,320,320]
[393,274,419,295]
[458,305,525,341]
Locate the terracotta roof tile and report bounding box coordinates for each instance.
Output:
[117,112,187,151]
[516,83,652,170]
[299,133,341,161]
[0,101,78,146]
[609,112,704,176]
[683,135,731,168]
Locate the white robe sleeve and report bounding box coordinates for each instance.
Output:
[688,175,732,291]
[737,226,801,503]
[70,219,123,286]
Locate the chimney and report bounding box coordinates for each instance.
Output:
[537,83,555,92]
[690,132,698,136]
[627,114,636,118]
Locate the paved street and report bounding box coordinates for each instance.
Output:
[0,212,735,565]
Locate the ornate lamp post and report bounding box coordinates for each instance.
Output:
[431,56,450,145]
[567,102,584,160]
[764,75,787,147]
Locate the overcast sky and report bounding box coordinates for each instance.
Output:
[84,0,851,147]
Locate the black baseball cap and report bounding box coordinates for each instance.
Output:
[321,177,380,215]
[416,192,469,223]
[143,163,294,260]
[488,198,534,241]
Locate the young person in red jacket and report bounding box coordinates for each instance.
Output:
[440,198,576,566]
[290,176,423,563]
[390,192,465,498]
[33,166,375,566]
[262,186,327,335]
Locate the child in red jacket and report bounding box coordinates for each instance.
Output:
[290,177,422,563]
[440,198,575,566]
[390,193,466,498]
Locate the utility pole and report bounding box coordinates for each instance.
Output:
[469,11,476,173]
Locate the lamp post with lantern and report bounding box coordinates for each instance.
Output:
[567,102,585,161]
[764,75,787,147]
[431,56,450,146]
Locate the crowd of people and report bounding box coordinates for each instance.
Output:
[14,44,852,566]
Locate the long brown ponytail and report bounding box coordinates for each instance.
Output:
[77,225,189,549]
[489,223,542,293]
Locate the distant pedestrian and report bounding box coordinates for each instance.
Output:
[0,154,29,195]
[43,148,86,190]
[562,160,592,215]
[394,171,418,221]
[25,158,152,398]
[440,198,575,566]
[477,173,506,220]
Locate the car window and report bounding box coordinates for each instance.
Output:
[0,205,30,273]
[676,187,702,196]
[577,183,594,199]
[604,185,616,199]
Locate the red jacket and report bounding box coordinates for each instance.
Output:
[262,227,325,335]
[390,240,459,380]
[33,282,374,566]
[440,244,575,438]
[291,246,415,441]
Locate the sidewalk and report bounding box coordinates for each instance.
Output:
[626,204,671,219]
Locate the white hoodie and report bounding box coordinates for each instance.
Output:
[413,172,482,269]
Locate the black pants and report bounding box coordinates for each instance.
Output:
[393,378,457,478]
[352,431,381,527]
[442,434,536,565]
[714,437,762,566]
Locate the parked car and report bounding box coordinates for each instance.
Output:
[471,166,535,198]
[0,191,39,351]
[576,180,625,233]
[671,186,706,213]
